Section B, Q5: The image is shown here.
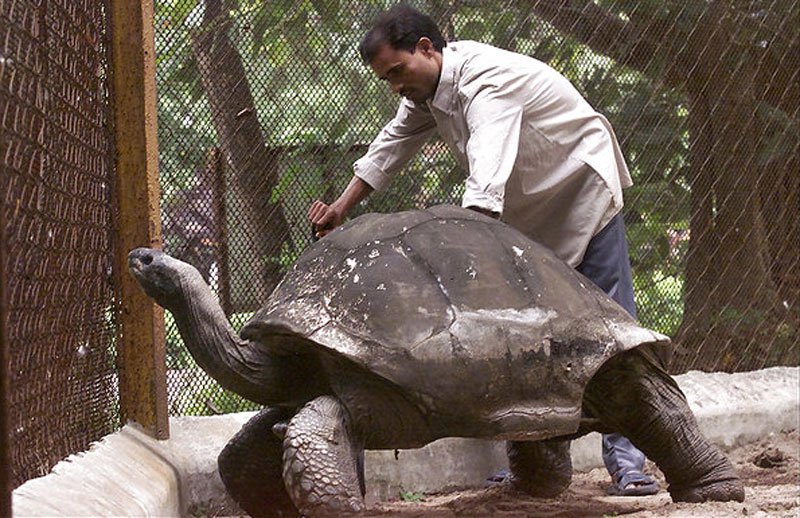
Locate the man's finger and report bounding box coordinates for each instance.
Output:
[308,201,330,224]
[308,200,325,220]
[313,220,336,240]
[314,208,333,227]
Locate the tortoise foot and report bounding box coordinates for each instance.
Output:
[507,439,572,498]
[218,407,298,517]
[670,477,745,503]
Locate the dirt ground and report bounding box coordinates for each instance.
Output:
[208,430,798,517]
[362,430,800,517]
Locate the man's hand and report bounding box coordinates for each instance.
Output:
[308,200,345,239]
[307,176,375,240]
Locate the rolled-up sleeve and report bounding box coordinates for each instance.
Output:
[354,99,437,191]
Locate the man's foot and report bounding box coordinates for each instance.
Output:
[606,470,660,496]
[484,468,510,487]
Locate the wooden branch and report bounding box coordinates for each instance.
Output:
[528,0,662,73]
[527,0,799,115]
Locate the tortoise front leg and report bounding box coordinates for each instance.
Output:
[217,407,298,517]
[583,348,745,503]
[282,395,365,516]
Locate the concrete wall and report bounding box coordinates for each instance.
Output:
[12,367,799,516]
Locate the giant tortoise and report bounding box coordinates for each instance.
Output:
[128,205,744,516]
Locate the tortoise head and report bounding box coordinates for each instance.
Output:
[128,247,202,309]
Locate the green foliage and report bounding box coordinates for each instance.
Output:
[633,269,684,336]
[399,490,425,502]
[172,371,261,416]
[164,312,193,369]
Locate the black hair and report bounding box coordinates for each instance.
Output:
[358,4,447,63]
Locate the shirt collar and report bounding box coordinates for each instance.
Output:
[429,43,460,114]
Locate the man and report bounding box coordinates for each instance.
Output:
[308,4,659,497]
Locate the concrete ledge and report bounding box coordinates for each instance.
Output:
[12,428,181,516]
[12,367,799,516]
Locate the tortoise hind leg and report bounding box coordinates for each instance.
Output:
[217,407,298,517]
[282,395,365,516]
[583,348,745,503]
[507,438,572,497]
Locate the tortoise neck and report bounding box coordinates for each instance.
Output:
[168,271,271,403]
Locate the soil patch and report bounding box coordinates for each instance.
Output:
[363,430,800,517]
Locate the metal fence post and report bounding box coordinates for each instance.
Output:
[110,0,169,439]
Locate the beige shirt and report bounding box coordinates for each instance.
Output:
[354,41,632,266]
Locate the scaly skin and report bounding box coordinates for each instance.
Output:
[507,438,573,497]
[217,407,298,517]
[582,348,745,503]
[282,396,365,516]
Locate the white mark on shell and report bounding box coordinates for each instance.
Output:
[466,266,477,279]
[353,274,360,283]
[368,249,380,259]
[376,283,386,291]
[458,307,558,327]
[512,246,524,257]
[346,258,357,271]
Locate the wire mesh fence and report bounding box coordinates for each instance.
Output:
[154,0,799,415]
[1,0,119,486]
[2,0,798,494]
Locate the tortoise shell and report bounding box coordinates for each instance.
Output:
[242,205,669,441]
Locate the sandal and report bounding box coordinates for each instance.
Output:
[606,470,659,496]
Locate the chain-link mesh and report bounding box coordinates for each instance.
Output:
[1,0,119,486]
[154,0,799,415]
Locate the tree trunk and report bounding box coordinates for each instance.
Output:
[525,0,798,372]
[192,1,289,311]
[672,89,788,372]
[673,54,796,372]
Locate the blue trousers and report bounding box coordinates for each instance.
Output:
[576,213,647,480]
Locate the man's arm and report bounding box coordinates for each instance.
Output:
[308,99,436,237]
[462,91,523,216]
[308,176,374,238]
[457,56,530,216]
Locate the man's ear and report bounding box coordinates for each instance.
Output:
[416,37,435,56]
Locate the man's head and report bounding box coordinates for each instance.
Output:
[359,5,446,104]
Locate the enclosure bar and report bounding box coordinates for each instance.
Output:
[110,0,169,439]
[1,204,10,518]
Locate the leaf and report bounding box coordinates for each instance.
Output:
[399,491,425,502]
[250,6,276,59]
[310,0,340,21]
[460,20,487,40]
[164,0,200,26]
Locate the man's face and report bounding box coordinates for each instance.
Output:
[369,38,442,104]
